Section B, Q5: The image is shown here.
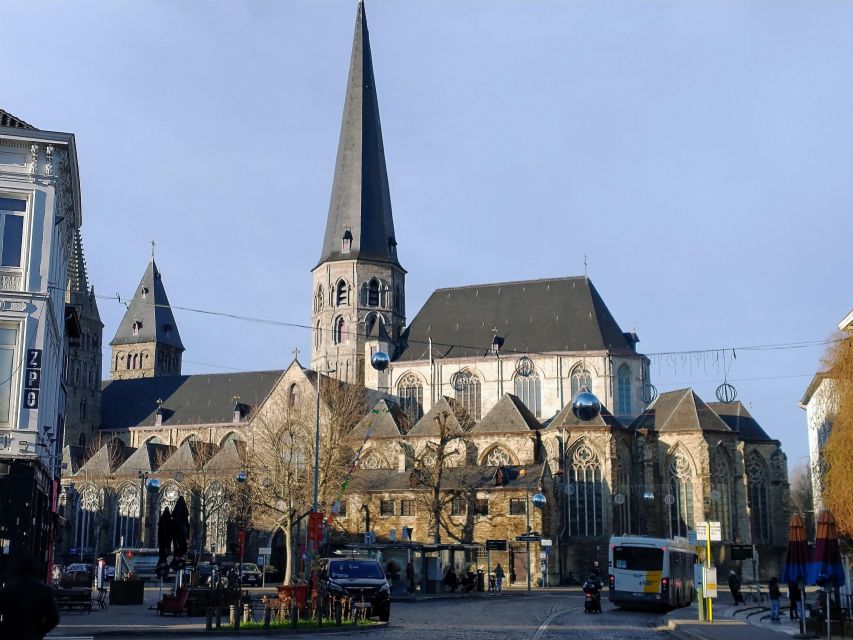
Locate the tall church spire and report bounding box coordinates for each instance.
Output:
[318,0,401,269]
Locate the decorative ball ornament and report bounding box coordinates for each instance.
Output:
[235,470,248,483]
[146,478,160,490]
[531,493,547,509]
[643,491,655,502]
[370,351,390,372]
[641,383,659,405]
[613,493,626,505]
[450,371,467,392]
[571,390,601,422]
[663,494,676,506]
[716,382,738,404]
[174,471,185,483]
[515,356,535,378]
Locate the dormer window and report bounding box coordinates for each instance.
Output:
[368,279,380,307]
[132,320,142,336]
[141,287,149,299]
[388,235,397,257]
[163,324,172,337]
[341,229,353,253]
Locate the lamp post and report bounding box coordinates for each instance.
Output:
[518,468,546,592]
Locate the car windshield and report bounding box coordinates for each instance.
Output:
[328,561,384,580]
[242,564,259,572]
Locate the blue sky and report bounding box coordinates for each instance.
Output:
[3,0,851,466]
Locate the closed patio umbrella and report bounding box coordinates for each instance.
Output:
[781,513,808,635]
[807,509,846,640]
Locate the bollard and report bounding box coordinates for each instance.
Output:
[230,604,239,629]
[290,601,298,628]
[263,604,271,629]
[206,607,213,630]
[243,603,250,624]
[215,607,222,628]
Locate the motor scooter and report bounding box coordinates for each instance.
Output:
[582,577,602,613]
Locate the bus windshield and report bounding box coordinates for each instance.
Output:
[613,546,663,571]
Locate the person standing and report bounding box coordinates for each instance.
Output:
[728,570,744,605]
[0,555,59,640]
[787,581,801,620]
[768,577,781,621]
[406,560,415,595]
[493,563,505,593]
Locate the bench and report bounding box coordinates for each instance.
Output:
[157,588,190,616]
[55,589,92,614]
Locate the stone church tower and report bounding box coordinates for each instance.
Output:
[109,259,184,380]
[311,0,405,385]
[63,229,103,449]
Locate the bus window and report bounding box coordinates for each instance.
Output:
[613,547,663,571]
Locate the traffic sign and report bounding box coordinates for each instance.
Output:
[540,538,552,547]
[730,544,753,560]
[486,539,507,551]
[515,535,541,542]
[704,567,718,598]
[259,547,272,555]
[696,521,721,542]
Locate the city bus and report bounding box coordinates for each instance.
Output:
[608,536,695,609]
[111,548,162,581]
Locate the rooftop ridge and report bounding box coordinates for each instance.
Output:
[431,275,589,293]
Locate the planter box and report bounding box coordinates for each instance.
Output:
[110,579,145,605]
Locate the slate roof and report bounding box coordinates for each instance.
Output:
[471,394,541,433]
[204,439,248,473]
[707,401,775,443]
[630,389,732,433]
[348,399,409,440]
[396,277,636,362]
[346,463,546,493]
[0,108,36,129]
[100,370,283,430]
[157,440,218,474]
[110,260,185,350]
[546,401,625,431]
[113,443,175,478]
[62,445,87,475]
[317,0,401,269]
[76,441,135,476]
[408,396,473,437]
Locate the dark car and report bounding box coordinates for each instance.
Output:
[220,562,262,586]
[318,558,390,621]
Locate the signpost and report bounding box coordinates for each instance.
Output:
[258,547,272,588]
[694,521,720,623]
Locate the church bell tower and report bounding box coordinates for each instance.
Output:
[311,1,405,385]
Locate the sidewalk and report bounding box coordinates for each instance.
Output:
[666,599,839,640]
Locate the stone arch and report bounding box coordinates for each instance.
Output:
[220,431,241,447]
[359,448,390,470]
[479,444,516,466]
[666,444,696,538]
[180,433,202,446]
[335,278,350,306]
[143,435,165,445]
[569,362,597,397]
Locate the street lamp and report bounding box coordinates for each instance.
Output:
[518,468,546,592]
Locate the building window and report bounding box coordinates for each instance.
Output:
[132,321,141,336]
[360,450,385,469]
[710,454,733,541]
[509,497,526,515]
[400,500,415,516]
[747,452,771,543]
[336,280,349,306]
[567,442,603,537]
[380,500,395,516]
[287,383,299,408]
[398,374,423,425]
[341,229,352,253]
[616,365,631,417]
[314,285,324,313]
[514,373,541,417]
[315,321,322,348]
[368,279,380,307]
[204,481,228,554]
[473,498,489,516]
[80,397,87,419]
[668,449,694,538]
[0,197,25,269]
[485,446,511,466]
[333,316,345,345]
[114,485,141,548]
[454,370,481,421]
[140,287,149,299]
[614,456,631,536]
[450,497,466,516]
[336,500,347,517]
[0,325,18,424]
[570,367,592,397]
[75,486,101,556]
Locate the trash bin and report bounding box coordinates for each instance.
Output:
[476,570,484,593]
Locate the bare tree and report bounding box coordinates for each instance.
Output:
[249,377,362,584]
[178,442,233,555]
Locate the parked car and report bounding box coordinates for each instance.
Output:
[317,558,391,621]
[62,563,93,587]
[219,562,263,586]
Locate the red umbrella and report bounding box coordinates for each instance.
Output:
[782,513,809,584]
[807,509,845,587]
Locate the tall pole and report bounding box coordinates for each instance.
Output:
[313,371,320,512]
[706,521,713,623]
[526,482,532,593]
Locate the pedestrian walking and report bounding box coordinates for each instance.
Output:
[769,576,781,621]
[406,560,415,594]
[493,563,505,593]
[0,554,59,640]
[728,570,745,605]
[787,580,801,620]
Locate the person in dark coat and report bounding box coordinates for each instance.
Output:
[768,576,781,621]
[787,581,802,620]
[170,496,190,568]
[157,506,173,579]
[728,570,744,605]
[0,555,59,640]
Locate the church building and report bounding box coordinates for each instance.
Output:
[55,1,790,586]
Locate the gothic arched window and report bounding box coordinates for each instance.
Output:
[454,370,481,421]
[668,448,694,538]
[205,481,228,553]
[288,383,299,408]
[616,365,631,417]
[398,374,423,424]
[747,451,771,543]
[75,485,101,556]
[360,450,386,469]
[368,279,380,307]
[114,484,141,548]
[571,366,592,397]
[336,280,349,306]
[315,321,322,348]
[159,484,180,514]
[567,442,604,537]
[341,229,353,253]
[315,285,324,313]
[333,316,345,345]
[614,456,631,536]
[710,453,733,541]
[514,372,541,417]
[484,446,512,466]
